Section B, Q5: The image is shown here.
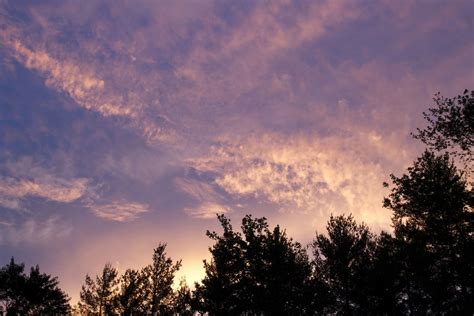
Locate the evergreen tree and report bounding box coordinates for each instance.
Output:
[311,214,376,315]
[197,214,311,315]
[384,151,473,313]
[117,268,148,315]
[366,232,404,314]
[195,214,246,315]
[143,243,182,315]
[0,258,70,314]
[173,279,193,316]
[79,263,119,315]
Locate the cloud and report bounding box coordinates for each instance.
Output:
[0,0,472,227]
[0,0,365,148]
[175,177,229,219]
[0,175,89,209]
[188,132,398,228]
[88,201,150,222]
[184,202,229,219]
[0,196,21,210]
[175,177,222,202]
[1,39,175,143]
[0,216,73,245]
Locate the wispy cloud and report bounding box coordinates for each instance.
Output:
[0,216,73,246]
[175,177,229,219]
[88,201,150,222]
[175,177,222,202]
[184,202,230,219]
[0,176,89,209]
[1,39,175,144]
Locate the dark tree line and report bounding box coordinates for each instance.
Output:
[1,90,472,315]
[77,243,182,315]
[0,258,70,314]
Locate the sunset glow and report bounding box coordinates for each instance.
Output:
[1,0,473,305]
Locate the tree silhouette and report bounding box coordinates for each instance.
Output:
[311,214,376,315]
[413,89,473,163]
[384,151,473,313]
[197,214,311,315]
[0,258,70,314]
[117,268,148,315]
[365,232,404,314]
[142,243,182,315]
[173,279,193,315]
[194,214,246,315]
[79,263,119,315]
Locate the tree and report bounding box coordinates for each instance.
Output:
[143,243,182,315]
[311,214,376,315]
[384,151,474,313]
[194,214,246,315]
[117,269,148,315]
[173,279,193,316]
[23,265,71,314]
[197,214,312,315]
[0,258,70,314]
[0,258,26,313]
[413,89,473,163]
[243,218,311,314]
[365,232,405,314]
[79,263,119,315]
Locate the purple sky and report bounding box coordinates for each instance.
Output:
[1,0,473,304]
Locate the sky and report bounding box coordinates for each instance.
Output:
[0,0,473,305]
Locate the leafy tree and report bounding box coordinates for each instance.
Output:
[413,89,473,163]
[197,214,312,315]
[311,214,376,315]
[384,151,474,313]
[0,258,70,314]
[142,243,182,315]
[79,263,119,315]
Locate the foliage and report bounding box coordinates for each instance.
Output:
[143,243,182,314]
[78,244,181,315]
[173,279,193,316]
[413,89,473,163]
[311,214,376,314]
[366,232,404,314]
[384,150,473,313]
[196,214,312,315]
[0,258,70,314]
[79,263,119,315]
[117,269,149,315]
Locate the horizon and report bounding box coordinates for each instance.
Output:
[1,0,473,305]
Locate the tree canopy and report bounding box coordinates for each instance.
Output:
[195,214,312,315]
[0,258,70,314]
[414,89,474,163]
[384,150,473,313]
[79,263,119,315]
[311,214,376,314]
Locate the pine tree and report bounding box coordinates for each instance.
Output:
[384,151,473,313]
